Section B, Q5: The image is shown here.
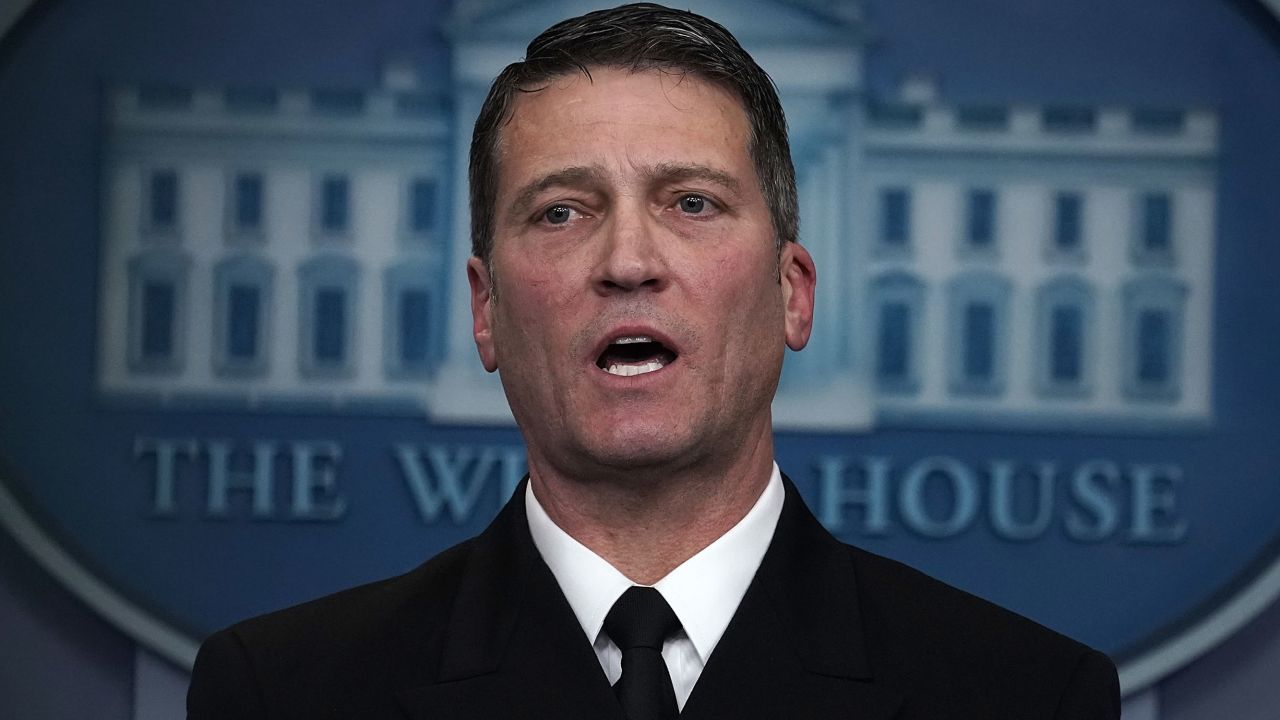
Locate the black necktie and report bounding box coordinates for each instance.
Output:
[604,586,682,720]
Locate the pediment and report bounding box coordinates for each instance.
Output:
[448,0,864,91]
[449,0,863,48]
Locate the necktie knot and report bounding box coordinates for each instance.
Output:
[604,586,682,651]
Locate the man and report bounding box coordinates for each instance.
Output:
[188,4,1120,718]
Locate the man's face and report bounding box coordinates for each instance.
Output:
[468,67,815,479]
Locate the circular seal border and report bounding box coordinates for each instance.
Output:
[0,474,198,667]
[6,457,1280,694]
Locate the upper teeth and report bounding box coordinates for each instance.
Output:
[606,360,665,376]
[613,336,652,345]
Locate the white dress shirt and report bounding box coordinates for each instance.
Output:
[525,464,784,710]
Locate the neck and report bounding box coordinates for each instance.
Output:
[527,430,776,585]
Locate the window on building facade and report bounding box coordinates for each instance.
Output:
[406,177,437,241]
[383,261,438,377]
[1132,108,1185,135]
[947,272,1011,396]
[399,291,431,365]
[867,100,923,129]
[1043,106,1097,133]
[317,174,351,237]
[1134,191,1174,264]
[310,88,365,116]
[879,303,912,382]
[1122,276,1187,401]
[1137,310,1172,384]
[228,286,261,359]
[1035,276,1094,397]
[870,272,924,394]
[1050,307,1083,382]
[136,84,192,111]
[314,289,347,363]
[963,303,996,380]
[964,188,997,252]
[141,282,176,360]
[213,256,273,376]
[225,86,278,113]
[1049,193,1080,254]
[955,105,1010,131]
[1052,192,1084,257]
[127,250,190,373]
[146,169,180,236]
[878,187,911,252]
[299,256,359,377]
[227,172,265,239]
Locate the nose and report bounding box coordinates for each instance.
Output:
[591,202,669,295]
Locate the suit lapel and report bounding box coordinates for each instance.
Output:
[680,477,903,720]
[395,481,623,720]
[395,475,902,719]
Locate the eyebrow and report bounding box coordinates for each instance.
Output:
[648,162,742,195]
[507,165,608,223]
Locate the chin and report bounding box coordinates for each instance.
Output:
[576,423,700,473]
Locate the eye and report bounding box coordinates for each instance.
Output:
[543,205,575,225]
[678,194,708,214]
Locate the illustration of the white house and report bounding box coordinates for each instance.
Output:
[96,0,1218,431]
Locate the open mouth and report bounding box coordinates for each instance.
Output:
[595,336,678,377]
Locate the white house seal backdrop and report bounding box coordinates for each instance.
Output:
[1,0,1279,699]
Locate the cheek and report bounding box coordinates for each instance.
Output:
[709,251,781,310]
[494,277,578,360]
[728,273,787,355]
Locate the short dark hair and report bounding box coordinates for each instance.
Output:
[468,2,797,266]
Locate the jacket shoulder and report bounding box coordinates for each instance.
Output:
[188,538,476,718]
[234,536,471,652]
[846,544,1120,719]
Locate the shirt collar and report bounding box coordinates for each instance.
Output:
[525,464,785,663]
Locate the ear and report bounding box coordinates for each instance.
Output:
[467,256,499,372]
[779,242,816,351]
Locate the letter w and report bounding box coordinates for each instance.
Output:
[395,444,495,524]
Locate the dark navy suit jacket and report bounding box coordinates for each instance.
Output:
[188,477,1120,719]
